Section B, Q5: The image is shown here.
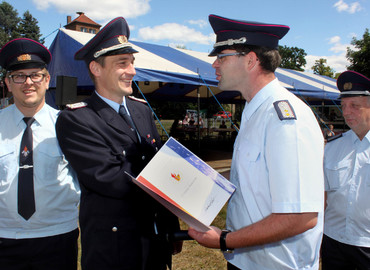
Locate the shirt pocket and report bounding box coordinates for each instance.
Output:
[235,139,261,190]
[325,159,351,190]
[35,140,66,182]
[0,144,17,187]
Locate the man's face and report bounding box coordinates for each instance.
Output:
[94,54,136,103]
[5,68,49,113]
[211,49,247,92]
[341,96,370,138]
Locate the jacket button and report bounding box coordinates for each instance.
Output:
[142,156,145,160]
[112,227,118,232]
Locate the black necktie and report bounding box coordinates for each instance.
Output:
[18,117,36,220]
[119,105,141,142]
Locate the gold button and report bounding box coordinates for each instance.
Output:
[112,227,118,232]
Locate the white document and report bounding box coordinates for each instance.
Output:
[128,137,235,232]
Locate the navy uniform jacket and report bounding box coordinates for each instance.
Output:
[56,92,179,270]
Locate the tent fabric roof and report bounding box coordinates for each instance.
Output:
[48,28,340,103]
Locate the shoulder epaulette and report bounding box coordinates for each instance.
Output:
[66,102,88,110]
[327,133,343,143]
[273,100,297,121]
[128,96,147,104]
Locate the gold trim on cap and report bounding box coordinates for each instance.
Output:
[17,54,31,62]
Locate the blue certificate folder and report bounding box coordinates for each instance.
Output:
[129,137,236,232]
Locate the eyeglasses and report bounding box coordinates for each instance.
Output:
[216,52,246,61]
[8,73,46,84]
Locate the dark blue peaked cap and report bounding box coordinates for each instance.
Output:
[337,70,370,97]
[208,14,290,56]
[0,38,51,71]
[75,17,138,64]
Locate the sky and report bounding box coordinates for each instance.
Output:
[10,0,370,73]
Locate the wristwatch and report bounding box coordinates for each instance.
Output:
[220,229,234,253]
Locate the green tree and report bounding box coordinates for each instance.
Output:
[278,45,307,71]
[19,10,44,43]
[346,28,370,78]
[0,1,21,48]
[311,58,335,78]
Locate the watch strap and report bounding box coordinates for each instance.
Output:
[220,229,233,252]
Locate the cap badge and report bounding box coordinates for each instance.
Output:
[17,54,31,62]
[118,35,128,44]
[343,82,352,90]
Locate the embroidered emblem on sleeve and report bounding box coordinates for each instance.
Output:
[273,100,297,120]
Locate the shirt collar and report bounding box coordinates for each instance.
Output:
[12,103,50,128]
[242,78,279,121]
[95,91,127,113]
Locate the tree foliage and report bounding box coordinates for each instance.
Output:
[346,28,370,78]
[278,45,307,71]
[19,10,44,43]
[0,1,21,48]
[311,58,335,78]
[0,1,43,48]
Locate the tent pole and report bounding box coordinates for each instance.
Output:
[197,86,201,154]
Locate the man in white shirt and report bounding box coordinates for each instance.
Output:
[322,70,370,270]
[0,38,80,270]
[188,14,324,270]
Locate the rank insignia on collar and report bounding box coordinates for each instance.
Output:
[273,100,297,120]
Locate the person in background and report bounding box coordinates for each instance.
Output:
[324,124,335,141]
[183,114,189,126]
[55,17,181,270]
[0,38,80,269]
[188,14,324,270]
[321,70,370,270]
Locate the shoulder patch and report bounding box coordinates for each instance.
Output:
[327,133,343,143]
[128,96,147,104]
[273,100,297,121]
[66,102,88,110]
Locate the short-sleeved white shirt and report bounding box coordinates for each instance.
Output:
[324,130,370,248]
[225,79,325,270]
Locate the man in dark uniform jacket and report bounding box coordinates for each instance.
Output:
[55,17,181,270]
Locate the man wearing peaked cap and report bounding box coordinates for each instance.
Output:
[56,17,181,270]
[0,38,80,269]
[208,14,290,56]
[189,15,325,270]
[322,70,370,270]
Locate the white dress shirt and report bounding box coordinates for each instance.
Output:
[0,104,80,239]
[324,130,370,248]
[225,79,325,270]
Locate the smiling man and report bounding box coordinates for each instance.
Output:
[55,17,180,270]
[0,38,80,269]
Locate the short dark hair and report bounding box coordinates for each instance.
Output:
[88,56,106,83]
[231,44,281,73]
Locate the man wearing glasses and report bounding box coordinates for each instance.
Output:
[0,38,80,270]
[189,15,324,270]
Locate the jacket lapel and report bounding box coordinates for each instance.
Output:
[90,92,138,143]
